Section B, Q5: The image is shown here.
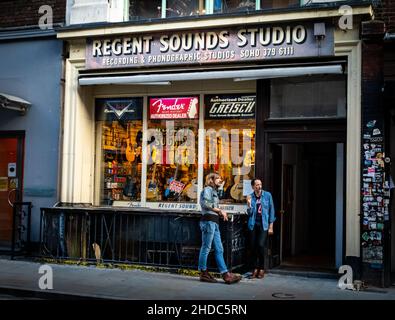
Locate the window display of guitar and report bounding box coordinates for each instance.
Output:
[183,176,198,200]
[146,146,159,200]
[229,150,254,202]
[123,161,138,199]
[126,125,142,163]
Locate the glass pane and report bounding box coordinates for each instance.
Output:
[204,94,256,204]
[129,0,161,20]
[96,98,143,205]
[260,0,300,10]
[270,74,347,119]
[146,97,199,203]
[215,0,256,13]
[166,0,202,17]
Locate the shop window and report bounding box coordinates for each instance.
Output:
[129,1,204,20]
[129,0,161,20]
[269,74,347,119]
[96,98,143,205]
[260,0,300,10]
[146,97,199,203]
[166,0,202,17]
[204,94,256,204]
[214,0,256,13]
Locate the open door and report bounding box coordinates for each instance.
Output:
[268,144,282,268]
[268,142,340,272]
[0,132,24,249]
[267,145,294,268]
[281,164,294,262]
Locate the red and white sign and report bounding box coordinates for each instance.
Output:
[149,97,199,120]
[169,180,185,194]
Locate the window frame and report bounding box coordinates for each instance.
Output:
[94,89,255,213]
[125,0,262,19]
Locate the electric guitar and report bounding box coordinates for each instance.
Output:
[123,161,138,199]
[146,146,159,200]
[146,163,159,200]
[125,123,135,163]
[217,179,226,199]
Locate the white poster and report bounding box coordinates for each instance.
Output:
[243,179,253,196]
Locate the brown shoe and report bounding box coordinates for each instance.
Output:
[222,272,242,284]
[251,269,259,279]
[257,269,265,279]
[200,270,217,283]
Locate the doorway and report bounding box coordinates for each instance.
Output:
[272,142,344,272]
[0,132,24,249]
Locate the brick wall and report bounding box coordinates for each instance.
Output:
[0,0,66,28]
[375,0,395,33]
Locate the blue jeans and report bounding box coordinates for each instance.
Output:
[198,221,228,274]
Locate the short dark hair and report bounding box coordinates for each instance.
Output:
[251,178,261,187]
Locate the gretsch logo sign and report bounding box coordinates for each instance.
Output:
[149,97,199,120]
[205,94,256,119]
[86,22,334,70]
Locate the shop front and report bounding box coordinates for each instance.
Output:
[43,9,368,273]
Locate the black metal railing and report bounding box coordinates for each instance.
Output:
[11,202,32,259]
[39,207,247,271]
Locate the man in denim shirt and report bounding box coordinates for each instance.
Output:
[198,173,242,284]
[246,178,276,279]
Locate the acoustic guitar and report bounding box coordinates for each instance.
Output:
[230,174,245,201]
[229,146,255,201]
[183,178,198,200]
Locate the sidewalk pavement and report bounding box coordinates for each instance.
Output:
[0,257,395,300]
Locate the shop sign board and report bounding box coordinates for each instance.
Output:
[96,98,143,121]
[149,97,199,120]
[86,22,334,70]
[205,94,255,119]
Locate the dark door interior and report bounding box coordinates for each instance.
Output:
[272,143,337,271]
[282,164,293,259]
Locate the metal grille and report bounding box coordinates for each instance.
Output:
[40,207,247,271]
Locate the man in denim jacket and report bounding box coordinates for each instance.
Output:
[198,173,242,284]
[246,178,276,279]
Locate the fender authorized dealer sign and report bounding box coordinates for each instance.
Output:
[149,97,199,120]
[86,22,334,70]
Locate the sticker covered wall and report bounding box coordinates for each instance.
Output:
[361,118,390,267]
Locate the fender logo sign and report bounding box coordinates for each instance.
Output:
[150,97,199,119]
